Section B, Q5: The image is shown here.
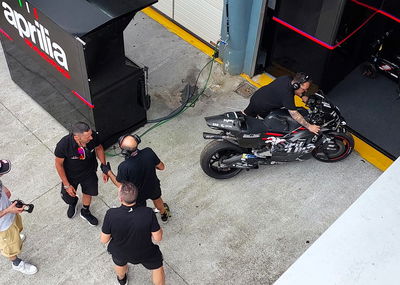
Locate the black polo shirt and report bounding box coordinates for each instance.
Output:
[244,75,296,118]
[102,205,161,260]
[116,148,161,202]
[54,132,100,181]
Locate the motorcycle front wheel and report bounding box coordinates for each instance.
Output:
[200,140,243,179]
[312,132,354,162]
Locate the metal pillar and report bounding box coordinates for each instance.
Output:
[220,0,266,76]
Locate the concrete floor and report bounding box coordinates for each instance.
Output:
[0,12,382,285]
[275,156,400,285]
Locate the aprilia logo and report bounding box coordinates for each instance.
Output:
[2,1,69,71]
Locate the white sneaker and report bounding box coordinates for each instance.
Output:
[12,260,38,275]
[19,233,25,242]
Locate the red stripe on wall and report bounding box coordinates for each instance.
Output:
[24,38,71,79]
[0,28,13,41]
[273,0,400,50]
[71,90,94,109]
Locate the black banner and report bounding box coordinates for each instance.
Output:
[0,0,91,106]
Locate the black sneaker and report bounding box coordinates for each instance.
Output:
[161,203,171,223]
[116,274,128,285]
[67,202,78,219]
[80,209,98,226]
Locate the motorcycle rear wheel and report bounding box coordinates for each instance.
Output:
[200,140,243,179]
[312,132,354,162]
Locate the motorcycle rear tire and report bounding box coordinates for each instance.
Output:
[312,132,354,162]
[200,140,243,179]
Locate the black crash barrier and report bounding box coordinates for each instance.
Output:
[0,0,156,148]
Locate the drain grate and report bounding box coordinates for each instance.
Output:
[235,81,257,98]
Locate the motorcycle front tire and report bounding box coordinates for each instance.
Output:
[200,140,243,179]
[312,132,354,162]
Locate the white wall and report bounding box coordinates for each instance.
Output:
[152,0,223,44]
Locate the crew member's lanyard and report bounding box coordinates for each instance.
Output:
[78,147,86,160]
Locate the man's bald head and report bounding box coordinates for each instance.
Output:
[120,135,138,152]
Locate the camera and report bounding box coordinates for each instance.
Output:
[12,200,34,213]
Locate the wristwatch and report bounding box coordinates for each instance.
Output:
[63,185,71,190]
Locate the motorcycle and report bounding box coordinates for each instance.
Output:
[361,29,400,97]
[200,91,354,179]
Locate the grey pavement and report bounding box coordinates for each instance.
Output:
[0,12,382,285]
[274,152,400,285]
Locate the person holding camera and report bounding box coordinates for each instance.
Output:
[54,122,109,226]
[0,159,37,274]
[101,181,165,285]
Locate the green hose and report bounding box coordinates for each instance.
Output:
[105,57,215,157]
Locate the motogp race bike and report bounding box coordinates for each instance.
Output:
[200,92,354,179]
[361,29,400,96]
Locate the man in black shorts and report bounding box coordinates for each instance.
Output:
[101,182,165,285]
[105,135,170,223]
[243,72,320,134]
[54,122,109,226]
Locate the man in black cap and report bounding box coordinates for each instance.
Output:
[54,122,109,226]
[0,160,37,274]
[101,181,165,285]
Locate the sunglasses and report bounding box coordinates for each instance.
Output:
[77,147,86,160]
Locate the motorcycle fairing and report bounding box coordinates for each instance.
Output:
[205,110,314,149]
[205,110,305,134]
[204,112,242,132]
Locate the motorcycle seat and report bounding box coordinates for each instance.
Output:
[243,109,303,134]
[264,112,290,132]
[265,109,301,132]
[243,111,290,133]
[244,117,270,133]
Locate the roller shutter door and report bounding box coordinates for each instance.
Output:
[153,0,173,18]
[152,0,223,44]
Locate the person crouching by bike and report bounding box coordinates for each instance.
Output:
[243,72,320,134]
[0,160,37,275]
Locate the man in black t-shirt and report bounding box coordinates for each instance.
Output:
[243,72,320,134]
[54,122,109,226]
[101,182,165,285]
[106,135,171,223]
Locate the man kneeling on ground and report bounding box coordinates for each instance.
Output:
[101,181,165,285]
